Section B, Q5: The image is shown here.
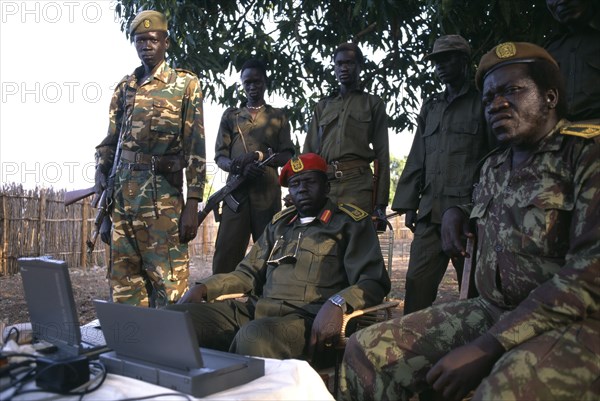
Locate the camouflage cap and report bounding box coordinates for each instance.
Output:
[476,42,558,90]
[279,153,328,187]
[424,35,471,60]
[130,10,168,35]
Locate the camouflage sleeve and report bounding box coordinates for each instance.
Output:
[337,217,391,311]
[182,76,206,200]
[95,77,127,172]
[488,139,600,350]
[371,96,390,207]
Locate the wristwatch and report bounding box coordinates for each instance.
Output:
[329,294,347,313]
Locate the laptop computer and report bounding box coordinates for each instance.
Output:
[93,300,265,397]
[18,257,108,359]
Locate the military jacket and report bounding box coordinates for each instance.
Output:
[468,120,600,350]
[202,199,391,318]
[96,61,206,199]
[304,90,390,206]
[392,82,494,223]
[214,105,294,205]
[545,26,600,121]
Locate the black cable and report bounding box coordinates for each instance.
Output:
[1,326,20,350]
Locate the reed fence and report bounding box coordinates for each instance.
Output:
[0,183,411,276]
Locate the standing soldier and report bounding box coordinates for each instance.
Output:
[392,35,495,315]
[94,10,205,307]
[213,59,294,274]
[303,43,390,219]
[545,0,600,120]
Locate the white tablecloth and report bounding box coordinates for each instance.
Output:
[3,357,335,400]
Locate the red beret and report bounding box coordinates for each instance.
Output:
[279,153,328,187]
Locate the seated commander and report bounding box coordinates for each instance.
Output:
[169,153,390,362]
[339,42,600,401]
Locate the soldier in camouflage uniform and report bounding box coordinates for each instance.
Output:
[95,10,205,307]
[340,42,600,401]
[168,153,390,361]
[303,43,389,217]
[213,59,294,274]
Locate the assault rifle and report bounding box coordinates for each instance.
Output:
[198,152,277,227]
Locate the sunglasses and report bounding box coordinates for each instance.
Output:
[267,232,303,266]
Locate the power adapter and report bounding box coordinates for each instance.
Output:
[35,355,90,393]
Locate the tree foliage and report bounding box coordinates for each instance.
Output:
[115,0,560,132]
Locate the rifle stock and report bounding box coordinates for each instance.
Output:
[64,186,96,207]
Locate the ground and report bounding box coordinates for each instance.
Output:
[0,254,459,329]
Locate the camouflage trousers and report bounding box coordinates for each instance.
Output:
[340,297,600,401]
[110,169,189,307]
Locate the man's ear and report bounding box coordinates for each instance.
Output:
[165,34,171,50]
[546,88,558,109]
[325,181,331,194]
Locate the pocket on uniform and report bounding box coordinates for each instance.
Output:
[517,184,574,256]
[304,238,339,283]
[318,111,338,130]
[151,99,180,135]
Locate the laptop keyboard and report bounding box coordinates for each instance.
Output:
[80,326,106,347]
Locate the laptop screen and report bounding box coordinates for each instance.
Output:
[93,300,205,371]
[18,257,82,349]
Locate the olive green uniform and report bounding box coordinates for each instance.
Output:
[303,90,389,213]
[340,121,600,401]
[168,199,390,359]
[96,61,205,307]
[392,82,495,314]
[213,105,294,274]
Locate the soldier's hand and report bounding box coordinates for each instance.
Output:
[441,207,473,257]
[177,284,208,304]
[94,167,107,196]
[372,204,388,231]
[100,215,112,245]
[179,199,199,243]
[306,301,343,364]
[426,334,504,401]
[231,152,258,175]
[404,209,417,233]
[242,162,265,179]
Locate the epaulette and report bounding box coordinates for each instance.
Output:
[272,206,296,223]
[338,203,369,221]
[560,120,600,139]
[175,68,197,77]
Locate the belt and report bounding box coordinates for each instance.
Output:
[120,149,185,173]
[327,159,370,179]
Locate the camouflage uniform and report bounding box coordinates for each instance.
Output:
[545,24,600,120]
[392,82,495,314]
[212,105,294,274]
[303,90,390,213]
[340,120,600,400]
[167,199,390,359]
[96,61,205,307]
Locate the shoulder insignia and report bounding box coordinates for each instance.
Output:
[560,121,600,139]
[175,68,197,77]
[272,206,296,223]
[338,203,369,221]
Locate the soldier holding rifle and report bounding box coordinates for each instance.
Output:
[94,10,205,307]
[212,59,294,274]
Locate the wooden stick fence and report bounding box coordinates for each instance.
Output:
[0,183,410,276]
[0,184,219,276]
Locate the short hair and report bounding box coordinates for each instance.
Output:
[240,59,268,81]
[525,59,567,119]
[333,43,364,66]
